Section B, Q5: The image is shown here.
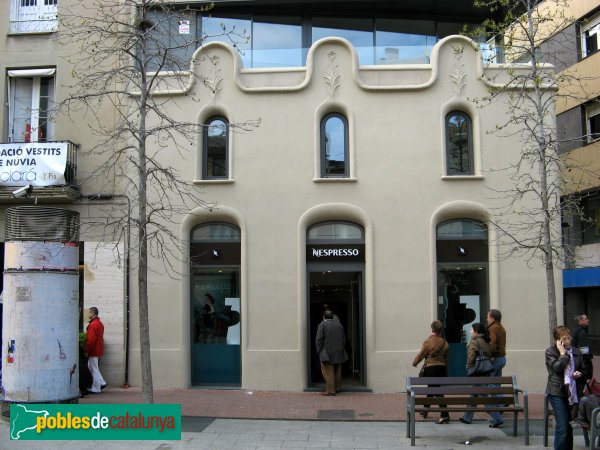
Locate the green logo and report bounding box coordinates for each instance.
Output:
[10,404,181,440]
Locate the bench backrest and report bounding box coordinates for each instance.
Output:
[406,375,520,406]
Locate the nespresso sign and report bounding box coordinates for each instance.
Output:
[306,244,365,262]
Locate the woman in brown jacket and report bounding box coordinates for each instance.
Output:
[413,320,450,423]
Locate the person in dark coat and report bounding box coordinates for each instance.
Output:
[572,314,593,374]
[315,310,348,396]
[545,325,589,450]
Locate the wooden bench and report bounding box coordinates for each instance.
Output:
[406,375,529,446]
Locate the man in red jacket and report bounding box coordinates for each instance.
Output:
[85,307,106,393]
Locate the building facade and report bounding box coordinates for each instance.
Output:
[1,0,559,392]
[547,0,600,355]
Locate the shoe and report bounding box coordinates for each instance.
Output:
[570,418,590,429]
[100,384,107,390]
[459,418,471,424]
[320,392,335,396]
[489,421,504,428]
[418,411,428,419]
[86,389,101,394]
[437,417,449,424]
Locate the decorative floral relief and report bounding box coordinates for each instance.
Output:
[323,51,341,97]
[203,69,223,99]
[449,45,467,97]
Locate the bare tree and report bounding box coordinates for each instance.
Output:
[471,0,599,340]
[56,0,256,402]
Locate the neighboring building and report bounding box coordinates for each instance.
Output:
[0,0,559,392]
[545,1,600,353]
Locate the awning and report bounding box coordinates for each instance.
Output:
[8,68,55,77]
[563,267,600,289]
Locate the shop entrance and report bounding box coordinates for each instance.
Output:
[308,269,365,389]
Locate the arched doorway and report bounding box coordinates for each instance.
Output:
[306,221,366,389]
[436,219,489,376]
[190,222,241,386]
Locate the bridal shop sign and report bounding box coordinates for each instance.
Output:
[0,142,68,186]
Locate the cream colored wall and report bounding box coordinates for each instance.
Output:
[119,36,560,392]
[83,242,126,386]
[0,0,560,392]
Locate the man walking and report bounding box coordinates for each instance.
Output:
[315,310,348,396]
[573,314,593,375]
[86,306,106,394]
[487,308,506,427]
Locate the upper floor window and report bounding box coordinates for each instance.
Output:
[145,6,493,70]
[9,0,58,34]
[586,101,600,144]
[445,111,473,176]
[320,113,348,178]
[202,116,229,179]
[581,12,600,58]
[7,69,55,143]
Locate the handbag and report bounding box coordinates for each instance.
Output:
[467,342,494,376]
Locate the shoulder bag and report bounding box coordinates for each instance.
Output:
[467,341,494,377]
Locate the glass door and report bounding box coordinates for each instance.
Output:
[191,267,240,385]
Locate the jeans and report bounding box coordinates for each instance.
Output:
[463,356,506,424]
[547,394,573,450]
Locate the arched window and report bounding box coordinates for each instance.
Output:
[445,111,473,175]
[307,221,363,242]
[203,116,228,179]
[320,113,349,177]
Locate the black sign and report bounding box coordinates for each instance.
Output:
[306,244,365,262]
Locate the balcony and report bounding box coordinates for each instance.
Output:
[0,141,79,204]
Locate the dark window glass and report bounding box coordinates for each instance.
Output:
[589,109,600,143]
[203,116,228,179]
[321,113,348,177]
[583,23,599,57]
[446,111,473,175]
[580,193,600,244]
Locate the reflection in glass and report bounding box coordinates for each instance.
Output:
[192,222,240,242]
[313,17,374,64]
[253,16,302,67]
[437,219,487,240]
[446,111,473,175]
[201,15,252,67]
[204,117,228,178]
[321,114,348,177]
[308,222,363,241]
[375,19,435,64]
[192,268,240,345]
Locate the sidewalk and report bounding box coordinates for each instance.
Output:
[79,386,548,421]
[1,387,573,449]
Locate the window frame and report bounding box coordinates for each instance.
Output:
[9,0,58,34]
[7,68,56,143]
[585,101,600,144]
[445,110,474,176]
[580,11,600,59]
[202,115,229,180]
[320,113,349,178]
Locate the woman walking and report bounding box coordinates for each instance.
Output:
[413,320,450,424]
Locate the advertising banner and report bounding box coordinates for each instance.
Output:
[10,404,181,440]
[0,142,68,186]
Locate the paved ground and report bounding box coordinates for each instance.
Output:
[0,387,591,449]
